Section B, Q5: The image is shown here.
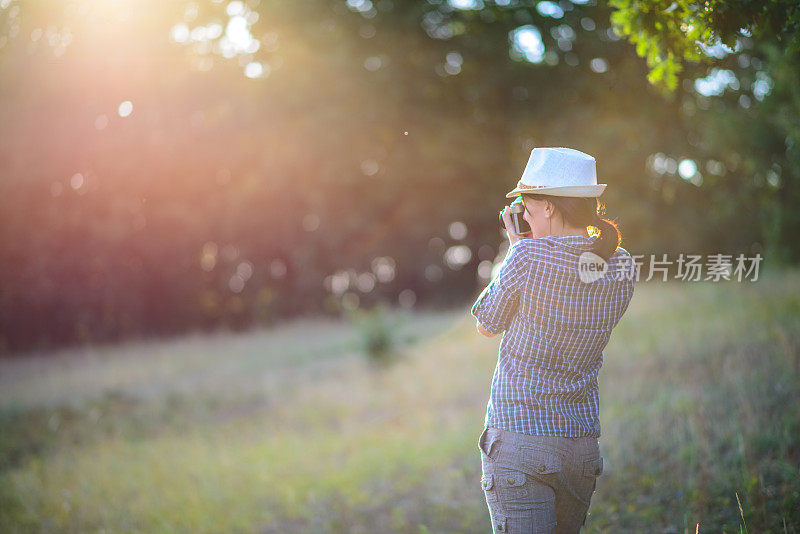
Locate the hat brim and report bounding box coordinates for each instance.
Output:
[505,184,607,198]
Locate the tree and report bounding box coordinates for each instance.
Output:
[609,0,800,90]
[608,0,800,262]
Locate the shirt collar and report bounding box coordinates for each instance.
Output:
[541,234,598,253]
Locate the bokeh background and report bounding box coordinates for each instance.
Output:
[1,0,799,532]
[2,0,798,352]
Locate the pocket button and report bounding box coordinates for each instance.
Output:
[503,472,526,487]
[521,446,562,474]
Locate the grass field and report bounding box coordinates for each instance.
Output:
[1,271,799,533]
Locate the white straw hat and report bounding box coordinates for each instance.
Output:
[505,147,606,198]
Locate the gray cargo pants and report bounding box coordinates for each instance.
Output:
[478,426,604,533]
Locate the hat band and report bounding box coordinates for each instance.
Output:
[515,182,548,191]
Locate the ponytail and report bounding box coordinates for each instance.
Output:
[591,212,621,263]
[523,193,623,263]
[524,193,622,261]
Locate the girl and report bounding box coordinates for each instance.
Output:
[472,147,635,533]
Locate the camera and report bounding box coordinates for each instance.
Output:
[499,196,532,236]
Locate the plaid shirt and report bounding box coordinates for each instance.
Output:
[471,235,635,438]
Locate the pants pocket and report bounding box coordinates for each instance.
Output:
[582,456,603,478]
[578,455,603,525]
[478,426,501,460]
[520,445,563,476]
[481,473,499,505]
[494,466,556,512]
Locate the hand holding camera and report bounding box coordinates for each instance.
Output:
[499,197,532,243]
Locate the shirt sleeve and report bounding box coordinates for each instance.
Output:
[470,240,529,335]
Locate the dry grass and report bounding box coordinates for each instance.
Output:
[1,270,799,533]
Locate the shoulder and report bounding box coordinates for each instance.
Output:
[609,246,637,288]
[613,245,632,260]
[505,238,547,267]
[512,237,551,257]
[499,239,540,279]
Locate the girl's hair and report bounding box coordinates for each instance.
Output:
[522,194,621,262]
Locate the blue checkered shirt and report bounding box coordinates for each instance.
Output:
[471,235,635,438]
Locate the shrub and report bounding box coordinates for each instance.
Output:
[347,304,398,367]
